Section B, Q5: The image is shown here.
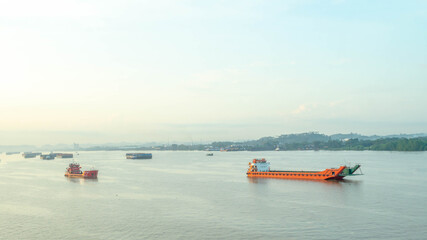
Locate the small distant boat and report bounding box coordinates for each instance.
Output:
[6,152,19,155]
[204,147,220,151]
[246,158,349,180]
[56,153,73,158]
[22,152,39,158]
[64,162,98,178]
[126,153,152,159]
[206,153,213,156]
[40,154,55,160]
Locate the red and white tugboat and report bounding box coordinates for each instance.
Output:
[64,162,98,179]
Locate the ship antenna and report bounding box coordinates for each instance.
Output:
[72,151,79,164]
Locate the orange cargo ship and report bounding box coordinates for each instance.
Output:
[64,163,98,179]
[247,158,346,180]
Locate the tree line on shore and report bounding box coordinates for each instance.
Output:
[206,133,427,151]
[238,137,427,151]
[79,132,427,152]
[4,132,426,152]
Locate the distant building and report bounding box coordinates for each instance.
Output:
[73,143,80,150]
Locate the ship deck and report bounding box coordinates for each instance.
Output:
[270,170,333,173]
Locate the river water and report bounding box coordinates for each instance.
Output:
[0,151,426,239]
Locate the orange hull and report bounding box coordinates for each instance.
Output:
[247,166,346,180]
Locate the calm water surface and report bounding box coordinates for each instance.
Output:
[0,151,426,239]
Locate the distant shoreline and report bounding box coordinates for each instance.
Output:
[2,132,427,152]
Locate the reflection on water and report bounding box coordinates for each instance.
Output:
[247,176,362,187]
[66,177,98,184]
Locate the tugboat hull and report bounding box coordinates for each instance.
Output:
[65,170,98,179]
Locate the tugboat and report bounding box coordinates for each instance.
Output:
[64,162,98,178]
[246,158,349,180]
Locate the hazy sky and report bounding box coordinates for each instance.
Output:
[1,0,426,145]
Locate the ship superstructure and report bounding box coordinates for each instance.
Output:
[250,158,270,172]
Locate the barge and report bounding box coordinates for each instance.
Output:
[22,152,40,158]
[6,152,20,155]
[126,153,152,159]
[40,154,55,160]
[247,158,349,180]
[56,153,73,158]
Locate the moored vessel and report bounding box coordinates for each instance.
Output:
[126,153,152,159]
[22,152,40,158]
[6,152,20,155]
[64,162,98,178]
[246,158,347,180]
[40,154,55,160]
[56,153,73,158]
